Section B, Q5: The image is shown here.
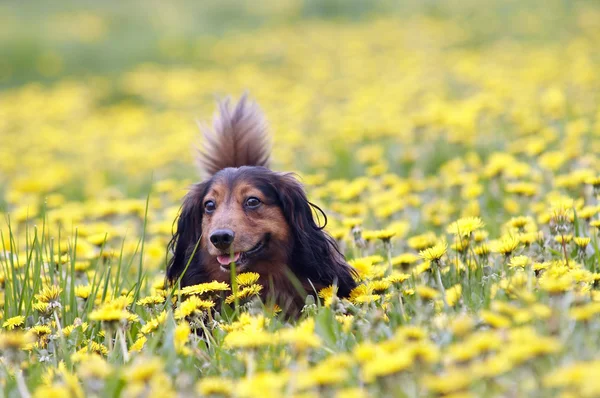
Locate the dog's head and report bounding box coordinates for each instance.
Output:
[167,166,356,298]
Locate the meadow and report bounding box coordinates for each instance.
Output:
[2,0,600,396]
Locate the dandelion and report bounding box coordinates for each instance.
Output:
[508,255,531,268]
[74,285,92,300]
[3,315,25,330]
[139,310,167,335]
[236,272,260,286]
[130,336,146,352]
[480,310,511,328]
[223,328,274,349]
[492,235,520,256]
[361,350,413,382]
[179,281,230,297]
[408,232,437,251]
[174,322,191,355]
[278,319,322,351]
[225,284,263,304]
[318,285,338,307]
[419,241,448,262]
[136,294,165,307]
[196,377,234,397]
[35,285,63,313]
[447,217,485,237]
[574,236,590,248]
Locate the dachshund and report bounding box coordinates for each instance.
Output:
[167,94,356,312]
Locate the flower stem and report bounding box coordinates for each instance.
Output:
[15,369,31,398]
[561,235,569,267]
[118,328,130,362]
[434,262,449,309]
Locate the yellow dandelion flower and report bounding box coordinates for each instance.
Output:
[574,236,591,248]
[416,285,440,300]
[365,229,396,242]
[554,234,573,244]
[492,235,520,256]
[35,285,62,303]
[76,353,112,380]
[423,368,473,394]
[130,336,147,353]
[139,310,167,335]
[349,285,380,304]
[473,244,490,256]
[33,301,51,314]
[196,377,234,397]
[174,296,214,320]
[225,284,263,304]
[178,281,230,296]
[385,271,411,284]
[480,310,511,328]
[174,322,191,355]
[446,284,462,306]
[236,272,260,286]
[89,307,131,323]
[419,241,448,262]
[3,315,25,330]
[407,232,437,251]
[447,217,485,237]
[0,330,34,350]
[508,255,531,268]
[74,285,92,300]
[223,328,274,349]
[279,319,322,351]
[362,350,413,382]
[318,285,338,307]
[123,356,164,383]
[136,294,165,307]
[391,253,420,268]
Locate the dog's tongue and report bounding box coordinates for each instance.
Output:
[217,252,241,266]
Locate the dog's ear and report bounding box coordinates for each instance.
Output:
[274,173,357,297]
[167,182,209,285]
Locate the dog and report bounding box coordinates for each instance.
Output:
[167,94,356,312]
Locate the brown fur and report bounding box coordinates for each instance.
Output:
[168,95,357,314]
[197,94,270,178]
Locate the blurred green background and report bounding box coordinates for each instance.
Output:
[1,0,593,88]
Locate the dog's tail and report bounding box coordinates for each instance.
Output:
[196,94,271,177]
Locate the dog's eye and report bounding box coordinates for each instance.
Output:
[245,197,261,209]
[204,200,216,213]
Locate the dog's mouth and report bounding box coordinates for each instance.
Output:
[217,235,268,272]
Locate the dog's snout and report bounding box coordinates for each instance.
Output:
[210,229,235,250]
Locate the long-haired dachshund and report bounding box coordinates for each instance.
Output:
[167,95,356,312]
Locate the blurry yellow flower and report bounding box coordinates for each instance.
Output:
[447,217,485,236]
[480,310,511,328]
[75,285,92,300]
[174,322,191,355]
[574,236,591,248]
[361,350,413,382]
[130,336,147,352]
[508,255,531,268]
[196,377,233,397]
[408,232,437,251]
[415,285,440,300]
[223,328,273,349]
[492,235,520,256]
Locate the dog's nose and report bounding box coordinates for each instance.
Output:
[210,229,235,250]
